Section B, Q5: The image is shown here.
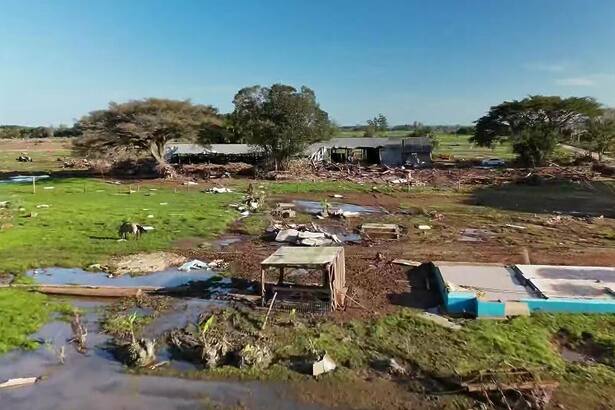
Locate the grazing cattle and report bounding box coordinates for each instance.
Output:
[118,222,146,240]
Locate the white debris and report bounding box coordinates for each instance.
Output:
[146,214,154,218]
[159,202,168,206]
[0,377,39,389]
[330,194,343,198]
[388,358,407,376]
[183,181,198,186]
[240,210,250,217]
[417,225,432,230]
[178,259,209,272]
[341,211,359,218]
[299,237,334,247]
[505,224,527,230]
[36,204,50,208]
[312,353,336,376]
[297,231,327,240]
[0,201,9,208]
[207,259,227,269]
[43,186,55,190]
[420,312,461,331]
[275,229,300,243]
[207,187,233,193]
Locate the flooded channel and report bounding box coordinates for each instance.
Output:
[27,267,225,288]
[292,200,383,215]
[0,295,325,410]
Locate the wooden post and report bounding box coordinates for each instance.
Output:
[32,177,36,194]
[261,268,266,307]
[278,267,284,285]
[261,292,278,330]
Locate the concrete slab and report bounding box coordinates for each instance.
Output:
[435,262,535,302]
[515,265,615,300]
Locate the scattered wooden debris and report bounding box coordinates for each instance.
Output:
[458,369,559,408]
[0,283,161,298]
[392,259,422,267]
[360,223,401,239]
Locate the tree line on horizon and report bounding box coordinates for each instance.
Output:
[2,84,615,170]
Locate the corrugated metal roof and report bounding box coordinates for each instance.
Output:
[167,136,432,158]
[165,143,261,156]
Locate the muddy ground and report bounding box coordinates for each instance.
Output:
[2,166,615,409]
[184,186,615,317]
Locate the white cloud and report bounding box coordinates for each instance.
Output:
[523,62,566,72]
[555,77,596,86]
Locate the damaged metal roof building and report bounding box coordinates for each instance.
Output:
[166,136,433,167]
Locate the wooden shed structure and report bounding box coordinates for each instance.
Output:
[260,247,346,311]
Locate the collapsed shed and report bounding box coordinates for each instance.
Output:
[308,137,432,167]
[260,247,346,311]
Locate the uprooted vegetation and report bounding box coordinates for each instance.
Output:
[123,305,615,408]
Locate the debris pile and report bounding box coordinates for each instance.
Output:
[279,161,599,188]
[206,187,232,193]
[59,157,90,168]
[168,309,273,371]
[178,259,227,272]
[457,368,559,409]
[180,162,255,178]
[238,343,273,370]
[268,223,342,247]
[115,338,157,368]
[228,184,265,217]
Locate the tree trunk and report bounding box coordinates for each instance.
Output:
[149,140,176,178]
[149,141,166,166]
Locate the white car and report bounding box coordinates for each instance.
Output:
[481,158,505,167]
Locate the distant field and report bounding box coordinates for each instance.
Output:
[434,133,514,160]
[0,138,72,173]
[335,131,515,160]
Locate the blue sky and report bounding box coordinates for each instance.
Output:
[1,0,614,126]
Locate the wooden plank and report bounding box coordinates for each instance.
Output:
[0,284,161,298]
[0,377,38,389]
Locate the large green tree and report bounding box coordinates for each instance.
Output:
[582,108,615,161]
[231,84,334,170]
[74,98,222,167]
[364,114,388,137]
[472,95,601,165]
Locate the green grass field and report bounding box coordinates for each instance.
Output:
[0,288,73,353]
[0,138,72,173]
[0,178,241,274]
[434,133,515,160]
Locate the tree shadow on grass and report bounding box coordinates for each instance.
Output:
[466,180,615,218]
